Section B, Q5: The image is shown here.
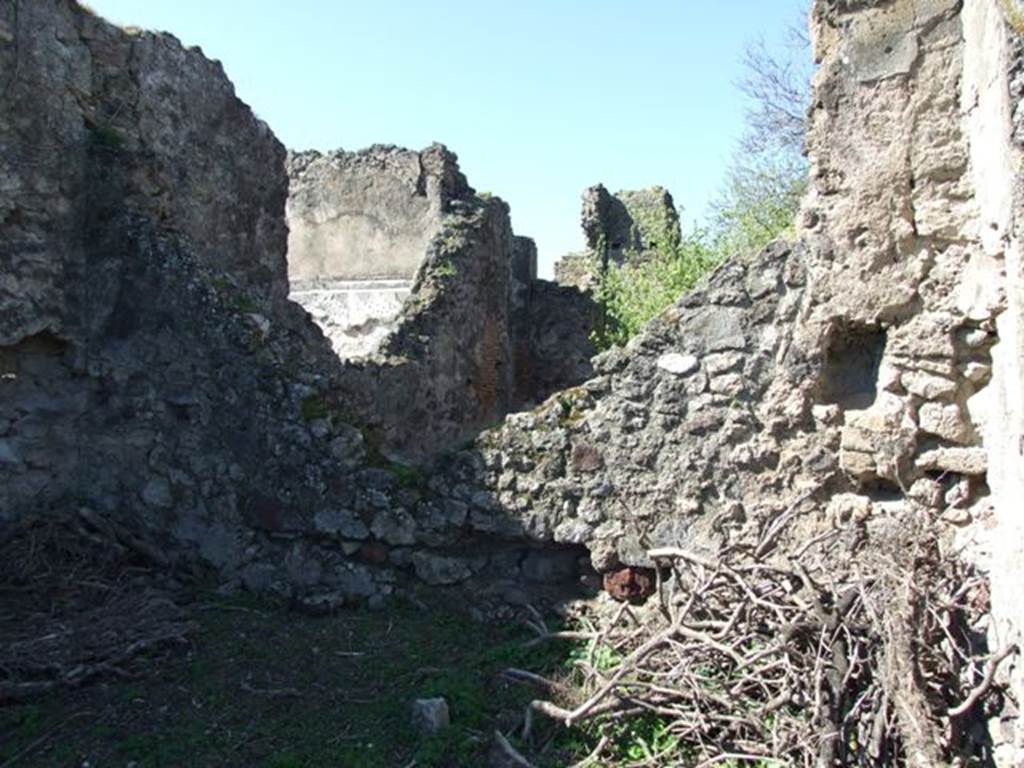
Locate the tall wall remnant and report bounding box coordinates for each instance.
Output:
[286,145,471,359]
[555,184,682,290]
[433,0,1024,759]
[283,144,598,459]
[803,0,1024,755]
[0,0,370,570]
[960,7,1024,751]
[0,0,290,352]
[582,184,682,266]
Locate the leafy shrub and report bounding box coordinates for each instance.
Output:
[589,154,804,353]
[589,16,810,352]
[590,229,721,350]
[710,151,806,257]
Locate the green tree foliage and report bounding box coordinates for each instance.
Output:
[592,10,811,351]
[710,151,807,257]
[711,16,812,255]
[591,230,720,349]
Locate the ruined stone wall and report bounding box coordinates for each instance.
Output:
[0,0,377,568]
[332,194,522,461]
[435,0,1024,757]
[286,146,471,358]
[14,8,1024,753]
[445,241,817,572]
[512,235,597,406]
[555,184,682,290]
[0,0,302,525]
[284,146,596,458]
[799,0,998,490]
[582,184,681,265]
[961,0,1024,756]
[518,281,597,405]
[0,1,592,610]
[0,0,288,347]
[800,7,1024,748]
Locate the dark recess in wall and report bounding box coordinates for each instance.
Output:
[819,322,886,409]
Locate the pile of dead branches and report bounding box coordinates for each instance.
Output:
[0,508,194,703]
[523,513,1011,767]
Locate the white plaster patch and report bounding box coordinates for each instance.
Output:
[289,278,413,359]
[656,353,699,376]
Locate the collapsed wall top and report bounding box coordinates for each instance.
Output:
[555,184,682,289]
[287,144,473,283]
[283,142,597,458]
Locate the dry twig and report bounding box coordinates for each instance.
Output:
[526,513,1004,767]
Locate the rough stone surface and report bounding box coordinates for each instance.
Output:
[582,184,681,268]
[656,353,700,376]
[5,1,1024,759]
[799,11,1024,758]
[555,184,682,289]
[326,188,596,459]
[0,0,289,348]
[281,144,597,457]
[0,1,590,614]
[288,145,469,283]
[286,146,471,359]
[0,0,342,549]
[435,2,1024,758]
[518,281,597,404]
[445,242,819,574]
[328,193,526,460]
[411,698,450,735]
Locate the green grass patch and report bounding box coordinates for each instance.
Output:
[0,592,582,768]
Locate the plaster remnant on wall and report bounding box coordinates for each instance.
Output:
[289,278,413,359]
[286,145,471,359]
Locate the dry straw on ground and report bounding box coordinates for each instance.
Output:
[0,509,194,704]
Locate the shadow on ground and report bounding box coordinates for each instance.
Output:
[0,584,597,768]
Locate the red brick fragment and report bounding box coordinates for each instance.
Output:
[602,566,656,604]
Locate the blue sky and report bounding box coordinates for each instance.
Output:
[88,0,808,276]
